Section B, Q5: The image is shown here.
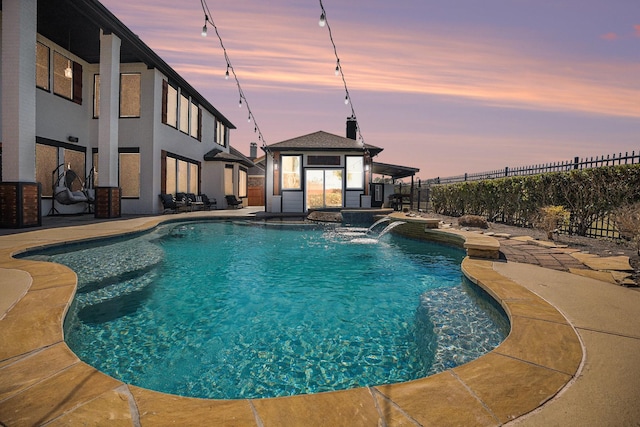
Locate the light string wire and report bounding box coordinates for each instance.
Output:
[318,0,366,150]
[199,0,268,151]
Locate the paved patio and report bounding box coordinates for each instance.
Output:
[0,210,639,426]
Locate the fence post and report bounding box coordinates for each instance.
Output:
[504,167,509,177]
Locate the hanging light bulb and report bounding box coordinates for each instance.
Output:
[248,113,251,123]
[319,12,326,27]
[225,66,229,80]
[335,60,340,76]
[201,16,208,37]
[239,97,243,108]
[64,60,73,79]
[344,95,349,105]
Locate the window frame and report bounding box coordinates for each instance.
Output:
[281,155,302,191]
[36,42,50,91]
[119,73,141,118]
[345,156,365,190]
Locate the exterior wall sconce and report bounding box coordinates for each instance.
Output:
[68,136,79,143]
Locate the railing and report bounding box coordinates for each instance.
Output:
[406,149,640,239]
[425,151,640,185]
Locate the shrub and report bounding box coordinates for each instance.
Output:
[458,215,489,229]
[535,205,569,240]
[613,202,640,255]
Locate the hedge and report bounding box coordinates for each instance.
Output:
[430,164,640,236]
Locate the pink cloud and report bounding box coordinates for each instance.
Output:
[635,25,640,37]
[600,32,618,41]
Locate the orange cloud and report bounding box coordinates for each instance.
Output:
[600,32,618,41]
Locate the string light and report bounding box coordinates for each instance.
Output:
[201,15,208,37]
[318,0,367,150]
[199,0,267,149]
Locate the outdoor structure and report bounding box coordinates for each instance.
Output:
[0,0,249,227]
[263,118,383,213]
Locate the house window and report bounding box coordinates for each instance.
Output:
[93,75,100,118]
[215,120,225,146]
[53,51,81,104]
[308,155,340,166]
[346,156,364,189]
[162,80,178,128]
[94,73,141,118]
[281,155,302,190]
[36,142,86,197]
[189,162,198,194]
[166,156,176,193]
[239,168,247,198]
[179,93,189,134]
[36,42,50,91]
[163,152,200,195]
[119,149,140,198]
[190,102,199,139]
[177,159,188,192]
[224,165,234,195]
[120,73,141,118]
[36,144,58,197]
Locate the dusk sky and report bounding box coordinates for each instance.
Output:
[101,0,639,180]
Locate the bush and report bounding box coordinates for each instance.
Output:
[535,205,569,240]
[458,215,489,229]
[613,202,640,255]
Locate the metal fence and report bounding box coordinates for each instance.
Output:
[411,150,640,239]
[425,151,640,185]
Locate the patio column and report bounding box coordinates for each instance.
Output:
[0,0,41,228]
[95,30,121,218]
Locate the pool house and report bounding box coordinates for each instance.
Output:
[0,0,250,228]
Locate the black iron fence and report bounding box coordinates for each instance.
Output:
[405,150,640,239]
[425,151,640,185]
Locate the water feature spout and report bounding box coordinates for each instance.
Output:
[365,217,392,235]
[377,221,406,238]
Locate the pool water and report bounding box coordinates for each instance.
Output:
[31,221,508,399]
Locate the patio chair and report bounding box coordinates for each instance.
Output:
[225,195,243,209]
[198,194,216,210]
[159,194,179,214]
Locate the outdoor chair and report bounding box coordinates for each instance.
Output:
[225,195,243,209]
[198,194,216,210]
[159,194,179,214]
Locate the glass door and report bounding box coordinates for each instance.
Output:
[305,169,343,209]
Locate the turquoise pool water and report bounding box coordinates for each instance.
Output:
[29,221,509,399]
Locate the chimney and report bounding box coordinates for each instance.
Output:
[249,142,257,160]
[346,116,357,140]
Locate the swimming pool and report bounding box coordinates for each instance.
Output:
[27,220,508,399]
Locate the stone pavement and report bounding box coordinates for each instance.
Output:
[494,234,637,287]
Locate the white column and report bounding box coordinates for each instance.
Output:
[1,0,37,182]
[98,30,121,187]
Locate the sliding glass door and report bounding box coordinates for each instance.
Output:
[305,169,343,209]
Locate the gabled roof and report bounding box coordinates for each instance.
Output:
[265,131,383,156]
[204,146,255,168]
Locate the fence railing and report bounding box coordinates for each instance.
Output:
[425,151,640,185]
[404,149,640,239]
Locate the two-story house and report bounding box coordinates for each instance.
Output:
[0,0,249,227]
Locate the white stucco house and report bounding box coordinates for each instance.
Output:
[0,0,250,227]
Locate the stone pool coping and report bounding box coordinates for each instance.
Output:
[0,210,583,426]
